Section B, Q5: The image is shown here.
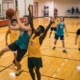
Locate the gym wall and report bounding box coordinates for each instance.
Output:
[17,0,33,17]
[34,0,80,17]
[55,0,80,16]
[0,0,33,18]
[34,0,54,17]
[0,0,3,15]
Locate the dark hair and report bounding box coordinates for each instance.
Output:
[23,15,29,22]
[39,25,45,33]
[11,19,17,23]
[24,15,29,17]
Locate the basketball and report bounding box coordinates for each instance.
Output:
[6,8,15,18]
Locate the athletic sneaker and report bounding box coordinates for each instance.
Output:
[78,48,80,51]
[63,50,67,53]
[53,47,56,50]
[15,69,23,76]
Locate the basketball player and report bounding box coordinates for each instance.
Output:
[75,28,80,51]
[49,14,59,38]
[0,11,32,76]
[6,19,20,64]
[53,17,68,53]
[28,7,54,80]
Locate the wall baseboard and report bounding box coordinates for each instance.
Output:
[34,16,80,18]
[34,16,44,18]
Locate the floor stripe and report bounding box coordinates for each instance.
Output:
[0,64,13,72]
[43,55,80,61]
[0,66,64,80]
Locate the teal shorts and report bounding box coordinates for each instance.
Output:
[28,57,43,69]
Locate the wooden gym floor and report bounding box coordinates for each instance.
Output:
[0,18,80,80]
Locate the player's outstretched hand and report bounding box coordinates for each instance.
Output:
[28,4,30,11]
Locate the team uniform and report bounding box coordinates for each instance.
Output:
[55,22,65,40]
[8,29,30,62]
[10,30,20,43]
[53,21,67,53]
[28,34,42,69]
[50,18,58,31]
[76,29,80,50]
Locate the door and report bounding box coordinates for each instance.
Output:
[34,2,38,17]
[2,0,14,16]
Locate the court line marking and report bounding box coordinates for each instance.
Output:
[0,47,79,73]
[42,55,80,62]
[40,47,79,50]
[0,65,64,80]
[0,55,64,80]
[0,64,13,72]
[0,54,27,72]
[0,51,79,73]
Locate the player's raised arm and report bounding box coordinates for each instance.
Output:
[5,29,10,46]
[28,4,35,32]
[16,11,32,31]
[39,17,55,44]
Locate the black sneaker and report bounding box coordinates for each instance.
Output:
[78,48,80,51]
[63,50,67,53]
[53,47,56,50]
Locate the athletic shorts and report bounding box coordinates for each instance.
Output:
[55,35,64,40]
[28,57,43,69]
[8,42,27,62]
[50,27,57,31]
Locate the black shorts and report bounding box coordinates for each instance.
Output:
[50,27,57,31]
[8,42,27,62]
[28,57,43,69]
[55,35,64,40]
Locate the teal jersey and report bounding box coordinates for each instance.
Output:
[56,22,65,36]
[15,30,30,49]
